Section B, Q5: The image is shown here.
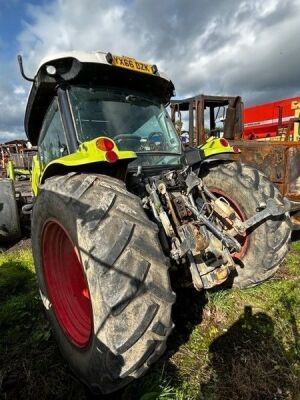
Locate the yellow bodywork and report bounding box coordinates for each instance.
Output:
[291,100,300,141]
[31,155,42,195]
[199,136,236,157]
[6,161,15,180]
[31,136,235,196]
[6,160,31,180]
[31,137,136,196]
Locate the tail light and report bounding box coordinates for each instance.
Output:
[220,138,229,147]
[96,138,119,163]
[96,138,114,151]
[105,150,119,163]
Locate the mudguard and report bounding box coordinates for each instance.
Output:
[31,137,137,195]
[0,179,21,242]
[184,137,239,166]
[200,137,238,158]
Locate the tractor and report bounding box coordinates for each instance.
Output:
[0,141,35,243]
[3,51,291,395]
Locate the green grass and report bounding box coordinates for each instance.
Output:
[0,242,299,399]
[0,250,85,400]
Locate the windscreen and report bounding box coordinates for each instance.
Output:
[68,86,181,167]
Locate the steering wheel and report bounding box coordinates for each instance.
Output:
[113,135,142,151]
[147,131,165,150]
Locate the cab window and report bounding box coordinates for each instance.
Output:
[38,99,68,166]
[68,86,181,167]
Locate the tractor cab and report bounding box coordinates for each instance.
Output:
[23,51,182,191]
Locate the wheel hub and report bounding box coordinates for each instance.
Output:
[210,188,249,259]
[42,220,93,348]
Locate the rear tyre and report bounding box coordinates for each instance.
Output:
[0,179,21,243]
[31,173,174,394]
[202,161,292,288]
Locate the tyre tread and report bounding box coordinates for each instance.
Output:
[34,172,174,394]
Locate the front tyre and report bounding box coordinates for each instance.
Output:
[202,162,292,288]
[32,173,174,394]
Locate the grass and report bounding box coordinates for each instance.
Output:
[0,240,299,399]
[0,250,85,400]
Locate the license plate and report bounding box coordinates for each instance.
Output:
[112,55,153,75]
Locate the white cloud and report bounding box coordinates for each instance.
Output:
[17,0,300,99]
[13,85,26,95]
[0,60,27,143]
[18,0,142,75]
[1,0,300,142]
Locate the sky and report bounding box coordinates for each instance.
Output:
[0,0,300,143]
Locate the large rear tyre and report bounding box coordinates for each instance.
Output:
[0,179,21,243]
[31,173,174,394]
[202,162,292,288]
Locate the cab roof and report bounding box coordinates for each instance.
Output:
[25,51,175,145]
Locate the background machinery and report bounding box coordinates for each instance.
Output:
[244,96,300,140]
[171,94,300,228]
[0,140,35,242]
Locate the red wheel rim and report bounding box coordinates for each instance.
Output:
[42,219,93,348]
[210,188,249,259]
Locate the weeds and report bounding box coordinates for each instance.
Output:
[0,250,85,400]
[0,243,299,399]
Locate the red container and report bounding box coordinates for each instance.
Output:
[243,96,300,139]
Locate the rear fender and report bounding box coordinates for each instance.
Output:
[32,137,136,195]
[32,155,42,196]
[200,137,237,158]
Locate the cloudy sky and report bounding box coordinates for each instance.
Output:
[0,0,300,143]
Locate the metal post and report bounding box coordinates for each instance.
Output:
[189,100,194,145]
[209,106,215,131]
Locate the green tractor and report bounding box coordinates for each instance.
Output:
[14,51,291,395]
